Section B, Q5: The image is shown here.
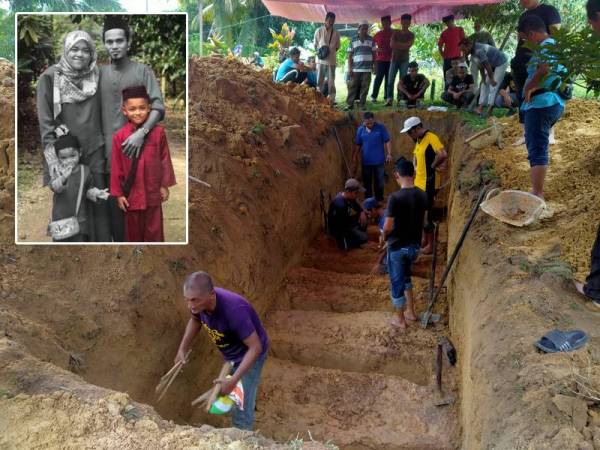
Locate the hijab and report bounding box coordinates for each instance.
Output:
[53,30,99,119]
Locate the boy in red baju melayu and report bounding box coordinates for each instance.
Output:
[110,85,176,242]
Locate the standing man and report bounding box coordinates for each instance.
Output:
[346,20,375,111]
[518,15,565,199]
[511,0,561,146]
[353,112,392,202]
[575,0,600,306]
[100,15,166,242]
[371,15,393,103]
[383,158,428,330]
[438,15,465,89]
[387,14,414,106]
[328,178,368,251]
[314,12,341,105]
[469,22,496,46]
[401,117,447,254]
[176,271,269,431]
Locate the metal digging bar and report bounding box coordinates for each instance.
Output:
[421,186,488,328]
[333,126,352,178]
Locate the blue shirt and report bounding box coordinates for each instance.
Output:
[355,122,390,166]
[521,38,566,111]
[276,58,296,81]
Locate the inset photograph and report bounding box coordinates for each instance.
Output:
[15,13,187,244]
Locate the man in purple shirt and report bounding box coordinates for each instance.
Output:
[175,271,269,430]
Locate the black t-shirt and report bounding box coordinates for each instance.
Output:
[516,4,561,53]
[328,192,363,236]
[385,187,428,251]
[450,74,474,92]
[401,74,427,94]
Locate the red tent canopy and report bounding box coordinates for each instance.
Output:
[261,0,504,24]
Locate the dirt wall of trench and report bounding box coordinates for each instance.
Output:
[448,99,600,450]
[0,57,352,446]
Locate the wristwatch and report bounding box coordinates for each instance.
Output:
[141,127,150,135]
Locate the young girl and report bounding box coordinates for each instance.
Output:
[48,134,109,242]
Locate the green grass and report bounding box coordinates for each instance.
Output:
[17,163,37,194]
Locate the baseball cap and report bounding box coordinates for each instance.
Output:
[363,197,378,210]
[345,178,366,192]
[458,62,468,68]
[400,116,422,133]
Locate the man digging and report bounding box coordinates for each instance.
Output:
[175,271,269,431]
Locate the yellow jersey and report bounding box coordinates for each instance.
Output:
[413,130,444,192]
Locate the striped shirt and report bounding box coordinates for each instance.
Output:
[348,35,375,72]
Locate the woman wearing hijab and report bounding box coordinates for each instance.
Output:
[37,30,111,241]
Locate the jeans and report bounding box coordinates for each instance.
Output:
[371,61,390,100]
[585,223,600,301]
[387,60,409,102]
[443,58,453,88]
[362,163,385,201]
[230,351,268,430]
[523,103,564,167]
[387,245,420,309]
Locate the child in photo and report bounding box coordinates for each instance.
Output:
[110,85,176,242]
[49,133,109,242]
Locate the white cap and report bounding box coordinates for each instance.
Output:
[400,116,422,133]
[359,19,369,26]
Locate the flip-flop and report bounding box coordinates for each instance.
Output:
[535,329,588,353]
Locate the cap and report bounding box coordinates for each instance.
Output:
[122,85,150,101]
[345,178,366,192]
[442,14,455,23]
[458,62,468,68]
[400,116,422,133]
[55,134,80,152]
[363,197,378,210]
[358,19,369,26]
[103,15,129,36]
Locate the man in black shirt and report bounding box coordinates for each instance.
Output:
[328,178,368,250]
[398,61,430,108]
[383,158,427,330]
[441,62,475,108]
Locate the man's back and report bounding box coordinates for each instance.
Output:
[386,187,427,250]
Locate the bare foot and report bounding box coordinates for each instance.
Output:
[574,281,587,297]
[404,312,418,322]
[389,318,407,330]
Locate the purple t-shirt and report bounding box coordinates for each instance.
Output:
[193,287,269,363]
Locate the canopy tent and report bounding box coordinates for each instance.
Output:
[261,0,504,24]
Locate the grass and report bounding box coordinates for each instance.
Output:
[17,163,37,194]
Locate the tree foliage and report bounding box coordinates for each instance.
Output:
[10,0,123,12]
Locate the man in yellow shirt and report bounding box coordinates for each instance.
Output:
[400,117,447,254]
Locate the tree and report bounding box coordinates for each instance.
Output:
[10,0,123,12]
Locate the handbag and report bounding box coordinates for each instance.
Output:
[47,165,84,241]
[317,27,334,60]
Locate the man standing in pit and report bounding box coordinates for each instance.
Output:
[383,158,428,330]
[400,117,447,255]
[314,12,341,105]
[353,111,392,202]
[100,15,166,241]
[175,271,269,431]
[573,0,600,307]
[511,0,561,146]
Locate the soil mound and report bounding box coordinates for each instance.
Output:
[479,98,600,278]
